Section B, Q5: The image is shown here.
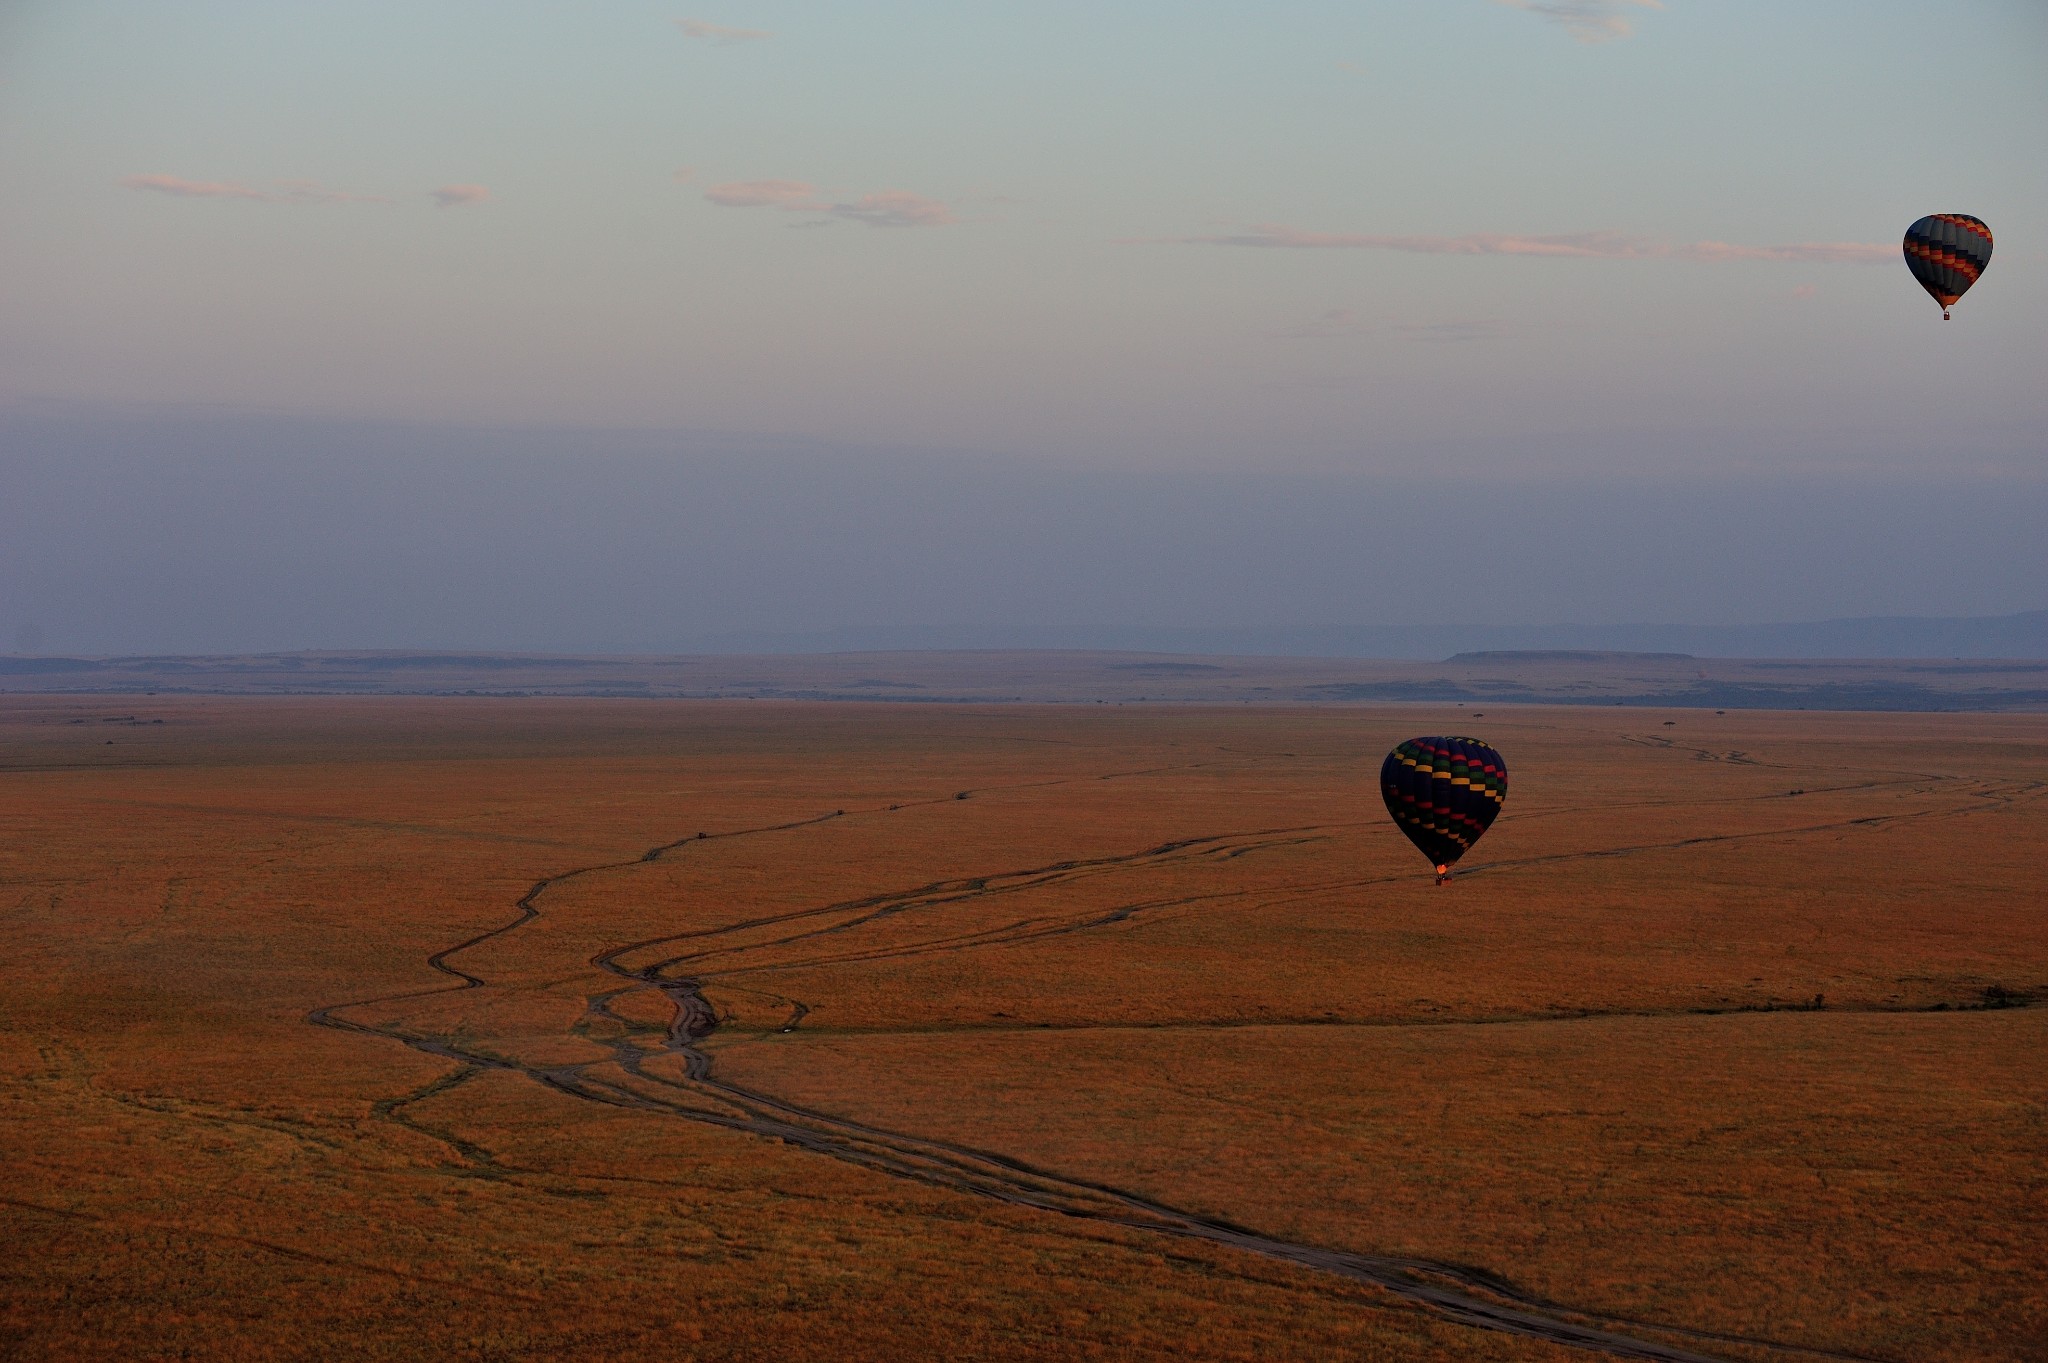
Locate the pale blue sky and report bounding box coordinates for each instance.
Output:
[4,0,2043,473]
[2,3,2045,654]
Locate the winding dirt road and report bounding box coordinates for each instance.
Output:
[295,760,2032,1363]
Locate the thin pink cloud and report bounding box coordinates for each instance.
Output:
[704,179,957,227]
[119,174,390,204]
[828,190,955,228]
[429,183,491,208]
[1143,224,1890,264]
[1677,240,1890,264]
[119,174,273,202]
[1494,0,1662,44]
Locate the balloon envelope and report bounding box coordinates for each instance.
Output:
[1903,214,1992,316]
[1380,736,1507,873]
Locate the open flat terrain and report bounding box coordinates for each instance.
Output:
[2,696,2043,1362]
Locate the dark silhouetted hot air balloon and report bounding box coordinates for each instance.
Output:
[1381,737,1507,884]
[1903,214,1992,320]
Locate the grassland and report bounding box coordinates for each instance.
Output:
[1,696,2041,1361]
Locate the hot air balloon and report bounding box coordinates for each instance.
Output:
[1381,737,1507,884]
[1903,214,1992,320]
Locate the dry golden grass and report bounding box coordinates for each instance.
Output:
[722,1013,2045,1362]
[2,695,2042,1361]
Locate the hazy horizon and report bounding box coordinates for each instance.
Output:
[5,405,2045,659]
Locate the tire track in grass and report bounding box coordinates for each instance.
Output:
[0,1194,545,1303]
[303,779,1970,1363]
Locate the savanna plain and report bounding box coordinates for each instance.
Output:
[1,696,2042,1363]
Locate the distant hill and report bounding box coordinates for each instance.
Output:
[1448,650,1696,663]
[1037,610,2048,661]
[5,648,2047,711]
[1526,611,2048,660]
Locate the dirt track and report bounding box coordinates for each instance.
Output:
[301,763,2016,1363]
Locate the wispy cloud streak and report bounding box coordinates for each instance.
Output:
[827,190,956,228]
[1494,0,1662,44]
[1144,224,1889,264]
[675,18,772,44]
[119,174,271,202]
[119,174,392,204]
[429,183,491,208]
[704,179,956,227]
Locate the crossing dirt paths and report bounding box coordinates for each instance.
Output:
[3,696,2043,1361]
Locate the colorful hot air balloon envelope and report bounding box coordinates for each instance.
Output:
[1381,737,1507,884]
[1902,214,1992,320]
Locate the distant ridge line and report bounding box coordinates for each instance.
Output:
[1447,650,1697,663]
[3,648,2045,712]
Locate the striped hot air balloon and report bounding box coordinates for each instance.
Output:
[1902,214,1992,320]
[1380,737,1507,885]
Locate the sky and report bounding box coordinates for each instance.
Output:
[2,1,2045,654]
